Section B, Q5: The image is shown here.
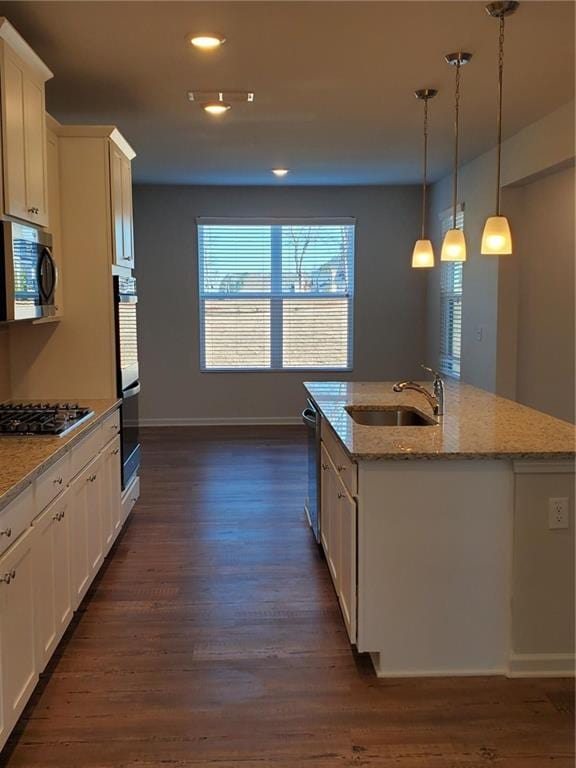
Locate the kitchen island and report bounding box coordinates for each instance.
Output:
[304,380,575,678]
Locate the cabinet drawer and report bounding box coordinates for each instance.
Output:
[122,474,139,524]
[35,452,71,514]
[100,410,120,448]
[321,420,357,497]
[69,425,102,479]
[0,485,34,558]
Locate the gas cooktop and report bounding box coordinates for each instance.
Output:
[0,403,94,437]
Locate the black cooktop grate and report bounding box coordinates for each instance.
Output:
[0,403,94,436]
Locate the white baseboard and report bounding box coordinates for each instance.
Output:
[369,653,507,678]
[508,653,575,678]
[138,416,303,427]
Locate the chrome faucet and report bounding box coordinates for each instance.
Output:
[393,365,445,416]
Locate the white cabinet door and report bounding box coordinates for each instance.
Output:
[69,456,102,609]
[109,143,134,269]
[0,527,38,747]
[120,154,134,269]
[320,443,332,561]
[109,144,124,265]
[86,458,104,577]
[1,46,48,225]
[33,490,73,671]
[321,441,357,644]
[328,473,341,591]
[320,444,340,589]
[22,75,48,225]
[1,49,26,221]
[101,435,121,554]
[336,476,357,644]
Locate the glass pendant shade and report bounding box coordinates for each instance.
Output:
[411,239,435,268]
[481,215,512,255]
[441,228,467,262]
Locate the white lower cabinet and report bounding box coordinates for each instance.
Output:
[69,455,103,610]
[33,490,73,672]
[0,409,130,753]
[320,444,334,574]
[320,440,357,644]
[0,528,38,744]
[336,477,357,643]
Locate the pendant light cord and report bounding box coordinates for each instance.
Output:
[496,15,505,215]
[421,97,429,240]
[452,61,461,230]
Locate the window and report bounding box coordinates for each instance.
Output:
[197,219,355,371]
[439,207,464,378]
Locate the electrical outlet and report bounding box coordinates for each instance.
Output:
[548,497,569,530]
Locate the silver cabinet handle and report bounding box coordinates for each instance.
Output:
[53,477,63,485]
[337,465,346,471]
[337,492,344,499]
[27,207,39,215]
[87,474,97,483]
[321,463,328,471]
[0,528,12,537]
[110,424,118,429]
[53,511,65,522]
[112,448,120,455]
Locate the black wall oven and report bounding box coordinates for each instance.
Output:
[0,221,56,321]
[113,274,141,489]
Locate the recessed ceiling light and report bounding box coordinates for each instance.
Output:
[190,34,226,50]
[202,101,231,115]
[272,169,289,177]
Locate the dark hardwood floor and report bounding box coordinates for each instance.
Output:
[3,426,574,767]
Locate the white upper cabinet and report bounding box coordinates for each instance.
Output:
[0,20,53,227]
[110,141,135,269]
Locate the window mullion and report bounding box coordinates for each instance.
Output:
[270,225,283,370]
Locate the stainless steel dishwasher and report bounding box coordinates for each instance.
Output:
[302,399,321,543]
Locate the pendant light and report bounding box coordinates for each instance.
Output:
[411,89,437,268]
[441,52,472,262]
[481,1,519,255]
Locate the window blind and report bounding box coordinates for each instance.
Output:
[439,208,464,378]
[197,219,355,371]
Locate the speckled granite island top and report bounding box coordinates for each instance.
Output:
[304,380,576,461]
[0,398,120,511]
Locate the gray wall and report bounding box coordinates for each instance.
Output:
[134,185,424,423]
[509,166,575,423]
[426,102,575,418]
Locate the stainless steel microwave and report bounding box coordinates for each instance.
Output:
[0,221,57,322]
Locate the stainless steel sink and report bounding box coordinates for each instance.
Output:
[345,406,437,427]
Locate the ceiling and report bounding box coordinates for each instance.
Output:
[0,1,573,185]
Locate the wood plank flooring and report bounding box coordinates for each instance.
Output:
[2,426,574,767]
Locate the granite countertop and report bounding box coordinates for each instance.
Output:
[0,398,120,511]
[304,380,576,461]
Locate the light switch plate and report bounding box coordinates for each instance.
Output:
[548,497,569,529]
